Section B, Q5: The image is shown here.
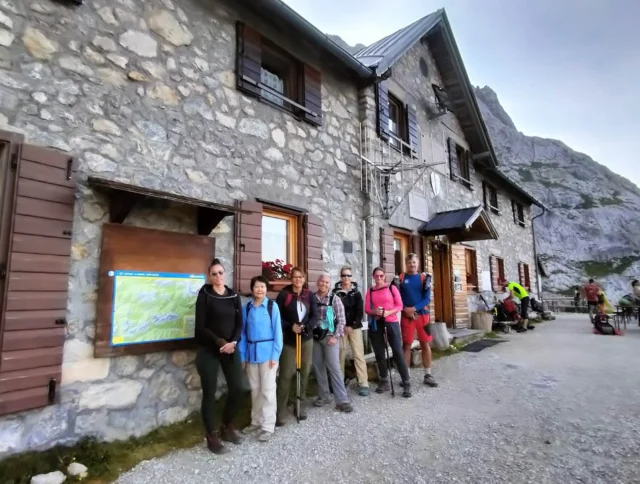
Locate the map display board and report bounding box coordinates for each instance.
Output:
[110,271,205,346]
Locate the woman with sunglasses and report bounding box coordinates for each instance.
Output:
[195,258,244,454]
[275,267,319,425]
[364,267,412,397]
[332,266,368,396]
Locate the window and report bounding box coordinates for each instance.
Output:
[388,94,407,150]
[490,255,505,292]
[484,182,499,214]
[236,22,322,126]
[260,39,300,111]
[393,232,410,276]
[519,262,531,290]
[465,248,478,291]
[433,84,454,112]
[455,144,471,183]
[512,201,526,227]
[497,257,505,282]
[261,208,300,281]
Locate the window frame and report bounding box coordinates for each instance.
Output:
[495,256,505,283]
[485,183,500,214]
[261,207,301,282]
[433,84,454,112]
[520,262,531,290]
[393,231,411,276]
[388,93,408,151]
[513,201,526,227]
[455,143,472,187]
[259,38,302,116]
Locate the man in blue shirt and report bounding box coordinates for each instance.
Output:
[399,253,438,387]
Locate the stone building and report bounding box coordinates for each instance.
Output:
[0,0,542,457]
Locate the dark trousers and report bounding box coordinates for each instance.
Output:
[277,338,313,419]
[195,347,243,435]
[369,322,410,383]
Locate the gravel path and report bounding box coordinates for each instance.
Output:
[117,315,640,484]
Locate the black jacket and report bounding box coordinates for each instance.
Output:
[276,284,319,347]
[194,284,242,352]
[332,282,364,329]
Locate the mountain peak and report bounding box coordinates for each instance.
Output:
[326,34,366,55]
[474,86,516,130]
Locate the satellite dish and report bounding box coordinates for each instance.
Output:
[431,172,441,197]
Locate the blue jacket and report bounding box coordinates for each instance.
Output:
[239,298,283,364]
[399,273,431,315]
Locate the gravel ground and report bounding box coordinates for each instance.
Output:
[117,315,640,484]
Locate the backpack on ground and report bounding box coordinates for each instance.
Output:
[593,313,616,335]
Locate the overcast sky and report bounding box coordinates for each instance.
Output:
[283,0,640,188]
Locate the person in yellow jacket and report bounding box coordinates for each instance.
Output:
[500,279,534,333]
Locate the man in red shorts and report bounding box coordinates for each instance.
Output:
[398,253,438,387]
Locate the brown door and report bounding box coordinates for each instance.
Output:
[393,232,410,276]
[432,242,454,327]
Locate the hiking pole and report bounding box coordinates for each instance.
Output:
[295,332,302,423]
[383,326,395,398]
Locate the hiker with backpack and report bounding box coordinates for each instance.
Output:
[398,253,438,388]
[275,267,319,425]
[312,273,354,413]
[364,267,412,397]
[500,279,534,333]
[583,278,601,322]
[239,275,283,442]
[332,266,369,396]
[194,259,244,454]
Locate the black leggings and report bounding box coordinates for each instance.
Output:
[369,322,410,383]
[195,347,243,434]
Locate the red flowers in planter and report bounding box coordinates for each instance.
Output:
[262,259,292,280]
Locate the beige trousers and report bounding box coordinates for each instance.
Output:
[339,328,369,388]
[246,362,278,433]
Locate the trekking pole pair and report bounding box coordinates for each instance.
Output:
[382,325,395,398]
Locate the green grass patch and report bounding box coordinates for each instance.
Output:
[517,168,534,183]
[598,195,624,206]
[484,331,501,339]
[580,256,640,278]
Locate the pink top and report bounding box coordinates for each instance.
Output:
[365,284,404,323]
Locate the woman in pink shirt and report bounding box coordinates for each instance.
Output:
[364,267,412,397]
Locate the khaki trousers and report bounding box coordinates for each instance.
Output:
[246,362,278,433]
[339,328,369,388]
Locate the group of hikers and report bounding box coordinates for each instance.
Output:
[577,278,640,323]
[193,253,437,454]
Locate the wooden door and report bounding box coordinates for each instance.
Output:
[431,242,453,327]
[393,232,410,276]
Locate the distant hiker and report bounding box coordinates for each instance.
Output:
[633,280,640,305]
[500,279,534,333]
[332,266,369,396]
[194,258,244,454]
[239,275,283,442]
[573,287,581,311]
[275,267,319,425]
[365,267,412,397]
[398,253,438,388]
[312,274,354,413]
[583,279,600,322]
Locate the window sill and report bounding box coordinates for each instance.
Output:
[267,280,291,292]
[516,221,526,228]
[488,206,501,215]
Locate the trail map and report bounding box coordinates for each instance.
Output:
[110,271,205,346]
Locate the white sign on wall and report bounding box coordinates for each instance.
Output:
[409,191,429,222]
[481,270,491,291]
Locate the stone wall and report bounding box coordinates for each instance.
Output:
[358,37,538,310]
[0,0,364,458]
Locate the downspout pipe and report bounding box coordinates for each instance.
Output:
[530,205,546,303]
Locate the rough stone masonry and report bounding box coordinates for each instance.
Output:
[0,0,366,457]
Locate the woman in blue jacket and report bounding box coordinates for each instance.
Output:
[239,275,283,442]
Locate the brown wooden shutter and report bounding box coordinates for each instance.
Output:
[482,182,488,210]
[411,235,423,272]
[380,228,394,283]
[525,264,531,289]
[0,142,76,417]
[234,200,262,295]
[375,81,390,141]
[303,64,322,127]
[448,138,459,181]
[235,21,262,98]
[489,255,499,292]
[518,262,525,286]
[405,104,419,153]
[511,200,517,225]
[304,214,323,284]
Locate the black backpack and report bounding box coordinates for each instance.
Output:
[245,300,274,321]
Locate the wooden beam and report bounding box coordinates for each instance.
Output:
[109,191,142,224]
[197,207,226,236]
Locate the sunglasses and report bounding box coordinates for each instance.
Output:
[341,274,352,278]
[210,271,224,276]
[373,274,386,279]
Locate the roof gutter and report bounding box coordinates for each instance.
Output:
[258,0,375,80]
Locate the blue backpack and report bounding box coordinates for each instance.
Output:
[314,294,336,340]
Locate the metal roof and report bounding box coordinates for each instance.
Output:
[418,206,499,242]
[354,11,443,73]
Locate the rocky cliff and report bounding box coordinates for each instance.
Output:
[474,86,640,300]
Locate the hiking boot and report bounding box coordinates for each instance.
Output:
[313,397,332,407]
[275,419,286,428]
[527,325,535,330]
[358,386,369,397]
[402,382,412,398]
[220,424,243,445]
[294,405,308,420]
[336,402,354,413]
[516,327,527,333]
[423,374,439,387]
[257,430,272,442]
[242,424,261,434]
[206,431,229,454]
[375,378,390,393]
